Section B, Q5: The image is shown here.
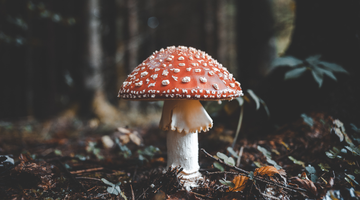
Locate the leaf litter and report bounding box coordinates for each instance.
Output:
[0,112,359,199]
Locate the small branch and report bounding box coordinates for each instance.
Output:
[130,184,135,200]
[70,167,103,174]
[201,148,306,193]
[75,177,102,181]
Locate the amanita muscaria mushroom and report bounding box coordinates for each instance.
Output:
[118,46,243,185]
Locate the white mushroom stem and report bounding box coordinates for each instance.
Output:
[167,130,200,176]
[159,100,213,178]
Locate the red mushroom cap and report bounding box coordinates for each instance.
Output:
[118,46,243,101]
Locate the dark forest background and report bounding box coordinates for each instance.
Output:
[0,0,359,128]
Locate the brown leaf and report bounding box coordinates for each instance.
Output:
[228,175,249,192]
[290,172,318,196]
[254,166,280,177]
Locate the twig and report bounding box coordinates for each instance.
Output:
[75,177,102,181]
[192,192,212,199]
[201,148,306,193]
[236,146,244,167]
[130,184,135,200]
[70,167,103,174]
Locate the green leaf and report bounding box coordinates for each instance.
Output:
[235,97,244,106]
[271,56,303,68]
[350,123,360,133]
[284,67,307,80]
[319,61,348,73]
[313,66,338,81]
[325,151,336,159]
[345,174,359,186]
[226,157,235,166]
[311,69,324,88]
[288,156,305,167]
[213,162,224,172]
[305,165,318,183]
[219,179,235,187]
[305,55,321,66]
[301,113,314,127]
[54,149,62,156]
[247,89,260,110]
[318,163,331,172]
[259,99,271,117]
[257,146,272,159]
[227,147,239,158]
[266,158,282,170]
[101,178,115,186]
[217,152,228,161]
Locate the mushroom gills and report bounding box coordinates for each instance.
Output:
[159,100,213,134]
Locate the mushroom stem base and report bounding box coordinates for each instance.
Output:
[167,130,200,175]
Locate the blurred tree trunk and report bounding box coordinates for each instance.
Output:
[124,0,140,111]
[216,0,227,65]
[81,0,120,125]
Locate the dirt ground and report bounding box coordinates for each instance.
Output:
[0,112,359,199]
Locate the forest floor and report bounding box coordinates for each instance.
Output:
[0,112,359,199]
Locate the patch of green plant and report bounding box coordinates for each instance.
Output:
[257,145,282,170]
[101,178,127,199]
[305,165,318,182]
[115,138,132,158]
[271,55,348,88]
[288,156,305,167]
[86,141,104,160]
[219,178,235,187]
[137,145,160,161]
[301,113,314,127]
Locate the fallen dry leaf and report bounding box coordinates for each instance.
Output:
[254,166,280,177]
[228,175,249,192]
[289,172,318,196]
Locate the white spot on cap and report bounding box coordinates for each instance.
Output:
[162,64,166,67]
[178,56,184,61]
[172,75,178,81]
[135,81,143,87]
[230,83,235,88]
[186,67,192,72]
[151,74,158,80]
[182,77,191,83]
[194,69,201,73]
[173,68,180,73]
[208,71,214,76]
[162,70,169,76]
[162,80,170,86]
[236,81,241,86]
[154,68,160,72]
[191,63,198,67]
[148,82,156,87]
[203,63,207,67]
[141,71,148,77]
[199,77,207,83]
[179,63,185,67]
[212,83,219,90]
[166,57,172,61]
